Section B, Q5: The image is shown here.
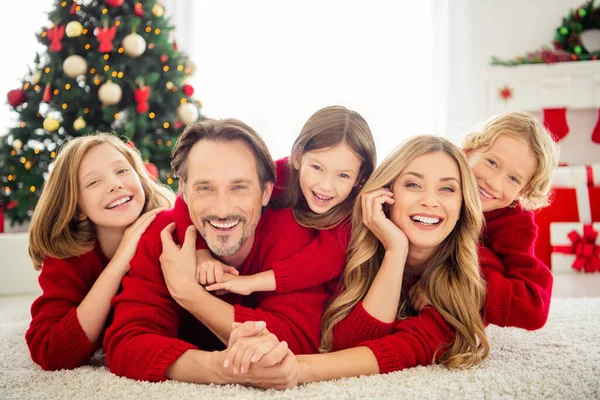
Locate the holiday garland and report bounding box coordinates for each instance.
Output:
[491,0,600,66]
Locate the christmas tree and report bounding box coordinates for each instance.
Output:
[1,0,202,227]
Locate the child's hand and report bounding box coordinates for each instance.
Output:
[195,249,239,286]
[205,274,256,296]
[225,321,288,375]
[408,280,430,312]
[112,207,165,273]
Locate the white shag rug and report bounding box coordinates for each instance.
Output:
[0,295,598,400]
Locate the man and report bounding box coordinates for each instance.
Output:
[104,119,329,387]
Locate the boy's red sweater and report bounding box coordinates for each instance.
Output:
[103,198,332,382]
[25,245,109,371]
[331,205,553,373]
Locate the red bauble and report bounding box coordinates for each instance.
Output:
[182,84,194,97]
[145,162,159,180]
[160,54,168,63]
[126,140,136,148]
[106,0,124,7]
[42,84,52,103]
[6,200,18,210]
[70,2,78,14]
[7,89,27,107]
[174,121,183,129]
[134,2,144,17]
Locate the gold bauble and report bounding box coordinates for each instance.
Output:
[166,81,174,90]
[65,21,84,37]
[12,139,23,151]
[25,161,32,170]
[43,117,60,132]
[152,3,164,17]
[73,117,86,131]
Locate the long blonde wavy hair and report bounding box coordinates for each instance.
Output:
[321,135,490,369]
[29,133,175,270]
[274,106,377,230]
[463,112,559,210]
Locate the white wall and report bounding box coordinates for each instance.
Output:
[447,0,600,164]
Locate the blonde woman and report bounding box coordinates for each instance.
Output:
[223,135,489,385]
[26,133,174,371]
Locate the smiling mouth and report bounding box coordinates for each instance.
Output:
[410,214,443,226]
[206,219,241,231]
[478,187,497,200]
[312,191,334,204]
[105,196,132,209]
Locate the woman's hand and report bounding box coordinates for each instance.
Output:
[159,223,200,303]
[361,188,408,253]
[112,207,165,273]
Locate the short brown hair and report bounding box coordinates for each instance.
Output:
[463,112,559,210]
[171,119,276,189]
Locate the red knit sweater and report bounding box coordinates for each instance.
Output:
[25,244,110,371]
[480,204,553,330]
[331,205,553,373]
[103,198,332,382]
[269,156,350,293]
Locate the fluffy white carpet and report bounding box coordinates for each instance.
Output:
[0,295,598,400]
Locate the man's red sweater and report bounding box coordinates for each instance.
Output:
[103,197,332,382]
[25,245,110,371]
[331,205,553,373]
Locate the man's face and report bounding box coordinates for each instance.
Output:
[183,139,273,257]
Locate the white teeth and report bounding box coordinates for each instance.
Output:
[411,215,440,225]
[313,191,333,202]
[479,188,495,199]
[106,197,131,209]
[209,220,240,229]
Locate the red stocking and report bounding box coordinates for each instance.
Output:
[543,108,569,142]
[592,109,600,144]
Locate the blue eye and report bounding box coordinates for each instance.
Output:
[441,186,455,192]
[406,182,420,188]
[339,173,351,179]
[233,185,247,190]
[509,176,520,184]
[487,159,497,167]
[311,165,323,172]
[87,180,98,188]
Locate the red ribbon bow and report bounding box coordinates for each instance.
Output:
[554,225,600,272]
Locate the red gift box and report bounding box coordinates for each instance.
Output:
[534,165,600,270]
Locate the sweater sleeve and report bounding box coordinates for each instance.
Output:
[359,307,455,374]
[233,226,330,355]
[331,301,396,351]
[272,223,350,293]
[271,157,290,201]
[103,231,197,382]
[25,256,99,371]
[481,208,553,330]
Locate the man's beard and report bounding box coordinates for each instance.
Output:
[199,215,249,257]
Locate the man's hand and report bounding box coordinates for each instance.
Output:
[160,223,201,304]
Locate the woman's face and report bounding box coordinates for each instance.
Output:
[389,151,463,252]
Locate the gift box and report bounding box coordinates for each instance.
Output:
[534,165,600,273]
[550,223,600,273]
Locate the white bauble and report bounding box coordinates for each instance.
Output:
[98,80,122,105]
[152,4,165,17]
[65,21,84,37]
[63,55,88,78]
[31,70,42,85]
[581,29,600,53]
[177,103,199,125]
[122,33,146,57]
[12,139,23,151]
[73,117,86,131]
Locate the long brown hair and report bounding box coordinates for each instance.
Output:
[321,135,489,368]
[275,106,376,230]
[29,133,175,270]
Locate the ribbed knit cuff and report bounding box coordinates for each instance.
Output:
[145,340,198,382]
[60,308,98,362]
[484,275,513,327]
[272,264,292,293]
[343,302,395,342]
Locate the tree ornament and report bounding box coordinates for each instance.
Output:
[122,32,146,57]
[182,84,194,97]
[42,83,52,102]
[160,54,168,63]
[31,70,41,85]
[46,25,65,52]
[24,161,32,170]
[7,89,27,108]
[73,116,86,131]
[106,0,124,7]
[185,59,196,75]
[152,4,165,17]
[65,21,84,37]
[134,84,150,113]
[63,55,88,78]
[96,24,117,53]
[12,139,23,151]
[145,162,159,180]
[165,81,174,90]
[98,80,122,105]
[43,117,60,132]
[134,2,144,17]
[177,103,199,125]
[69,1,78,14]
